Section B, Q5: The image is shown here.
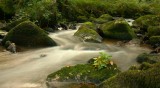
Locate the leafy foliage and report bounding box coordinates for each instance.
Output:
[93,52,112,70]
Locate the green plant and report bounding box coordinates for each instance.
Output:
[93,52,112,70]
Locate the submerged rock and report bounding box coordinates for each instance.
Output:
[2,21,56,47]
[100,18,136,40]
[74,22,102,43]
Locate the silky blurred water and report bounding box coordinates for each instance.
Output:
[0,30,150,88]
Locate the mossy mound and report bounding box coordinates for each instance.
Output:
[98,62,160,88]
[148,26,160,37]
[100,18,136,40]
[1,19,28,32]
[149,36,160,46]
[129,62,153,71]
[92,14,113,24]
[47,64,119,84]
[2,21,56,47]
[133,15,160,31]
[81,22,96,30]
[74,22,102,43]
[51,83,96,88]
[136,53,160,64]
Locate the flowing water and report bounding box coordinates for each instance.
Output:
[0,30,150,88]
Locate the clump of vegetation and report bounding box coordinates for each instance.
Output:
[93,52,113,70]
[98,62,160,88]
[0,0,61,28]
[100,18,136,40]
[136,53,160,64]
[2,21,56,47]
[74,22,102,43]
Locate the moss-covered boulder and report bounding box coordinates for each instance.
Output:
[1,19,28,32]
[133,15,160,31]
[148,26,160,37]
[149,36,160,46]
[98,62,160,88]
[47,64,119,84]
[74,22,102,43]
[100,18,136,40]
[92,14,113,24]
[81,22,96,30]
[136,53,160,64]
[2,21,56,47]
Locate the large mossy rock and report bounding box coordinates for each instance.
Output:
[47,64,119,84]
[148,26,160,37]
[136,53,160,64]
[100,18,136,40]
[2,21,56,47]
[98,62,160,88]
[74,22,102,43]
[133,15,160,31]
[92,14,113,24]
[149,36,160,46]
[1,19,28,32]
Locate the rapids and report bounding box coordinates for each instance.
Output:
[0,30,150,88]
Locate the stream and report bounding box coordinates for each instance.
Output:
[0,30,150,88]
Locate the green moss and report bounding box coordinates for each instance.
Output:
[92,14,113,24]
[47,64,119,84]
[149,36,160,45]
[2,21,56,47]
[74,22,102,43]
[100,18,136,40]
[62,83,96,88]
[1,19,28,32]
[136,53,160,64]
[82,22,96,29]
[139,62,153,70]
[99,63,160,88]
[148,26,160,37]
[77,16,88,22]
[133,15,160,31]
